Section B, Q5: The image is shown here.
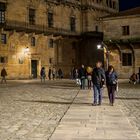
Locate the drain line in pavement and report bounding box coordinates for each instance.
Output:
[48,89,81,140]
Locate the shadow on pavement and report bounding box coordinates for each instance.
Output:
[15,99,92,106]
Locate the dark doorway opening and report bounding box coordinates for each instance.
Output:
[31,60,38,78]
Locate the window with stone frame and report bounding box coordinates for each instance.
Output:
[29,8,36,25]
[0,56,8,63]
[1,33,6,44]
[48,12,54,28]
[70,16,76,32]
[49,58,53,64]
[122,26,130,36]
[112,1,116,9]
[122,53,132,66]
[31,37,36,46]
[0,2,6,24]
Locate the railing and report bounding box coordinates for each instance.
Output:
[0,20,80,36]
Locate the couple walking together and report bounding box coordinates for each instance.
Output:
[79,61,118,106]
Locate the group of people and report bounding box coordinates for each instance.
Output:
[76,61,118,106]
[129,72,140,84]
[40,67,63,83]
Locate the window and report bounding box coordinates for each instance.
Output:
[48,12,53,28]
[112,1,116,9]
[109,0,112,8]
[31,37,35,46]
[106,0,109,6]
[0,56,8,63]
[122,26,130,35]
[29,8,36,25]
[0,2,6,23]
[48,39,53,48]
[1,34,6,44]
[70,17,76,32]
[122,53,132,66]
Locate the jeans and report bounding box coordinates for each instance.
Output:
[41,76,45,83]
[80,78,85,89]
[93,84,102,104]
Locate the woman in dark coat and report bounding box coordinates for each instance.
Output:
[106,65,118,106]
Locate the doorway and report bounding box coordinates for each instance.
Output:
[31,60,38,78]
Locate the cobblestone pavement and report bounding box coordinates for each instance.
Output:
[0,79,140,140]
[0,80,80,140]
[117,81,140,138]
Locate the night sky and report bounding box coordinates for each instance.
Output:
[119,0,140,11]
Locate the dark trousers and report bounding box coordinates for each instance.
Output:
[88,80,92,89]
[107,85,116,104]
[1,76,7,84]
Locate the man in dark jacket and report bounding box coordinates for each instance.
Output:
[78,65,86,89]
[1,67,7,84]
[92,61,106,105]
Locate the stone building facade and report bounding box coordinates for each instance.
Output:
[102,7,140,78]
[0,0,119,79]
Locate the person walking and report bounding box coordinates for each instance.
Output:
[78,65,86,90]
[58,68,63,79]
[106,65,118,106]
[1,67,7,84]
[40,67,46,83]
[87,67,93,89]
[92,61,106,106]
[48,67,52,80]
[52,67,56,80]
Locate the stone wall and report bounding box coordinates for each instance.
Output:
[103,15,140,78]
[0,0,119,79]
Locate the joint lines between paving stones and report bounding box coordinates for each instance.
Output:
[116,93,140,139]
[48,89,81,140]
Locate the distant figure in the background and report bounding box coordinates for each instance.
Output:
[87,66,93,89]
[129,73,137,84]
[58,68,63,79]
[48,67,52,80]
[40,67,46,83]
[78,65,86,90]
[1,67,7,84]
[75,69,79,79]
[137,70,140,84]
[52,67,56,80]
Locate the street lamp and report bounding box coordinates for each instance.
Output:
[97,42,110,70]
[24,47,29,54]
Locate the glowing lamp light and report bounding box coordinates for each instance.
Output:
[97,44,102,49]
[24,47,29,53]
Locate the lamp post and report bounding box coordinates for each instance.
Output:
[97,42,110,70]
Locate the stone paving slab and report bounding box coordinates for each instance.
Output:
[0,80,80,140]
[50,90,140,140]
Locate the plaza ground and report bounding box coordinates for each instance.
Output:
[0,79,140,140]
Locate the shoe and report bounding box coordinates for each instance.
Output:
[97,103,101,106]
[92,103,97,106]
